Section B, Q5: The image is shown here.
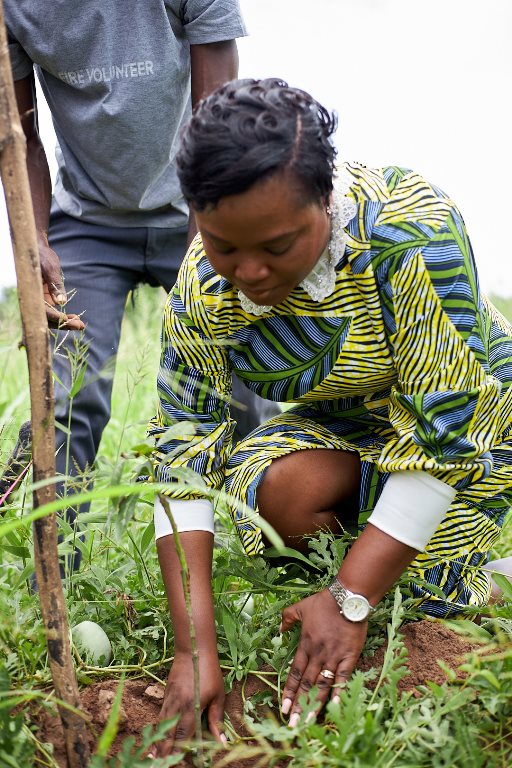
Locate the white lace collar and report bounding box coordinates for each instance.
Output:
[238,170,357,315]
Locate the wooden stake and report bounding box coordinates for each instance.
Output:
[0,5,90,766]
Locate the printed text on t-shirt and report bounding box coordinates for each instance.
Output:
[58,61,154,86]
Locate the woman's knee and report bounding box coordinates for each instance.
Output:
[258,449,360,506]
[257,449,361,544]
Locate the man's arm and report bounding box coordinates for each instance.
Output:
[186,40,239,243]
[190,39,239,106]
[15,75,53,253]
[14,74,84,329]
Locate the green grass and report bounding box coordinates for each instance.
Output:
[0,286,511,766]
[0,291,30,455]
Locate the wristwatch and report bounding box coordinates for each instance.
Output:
[328,577,376,622]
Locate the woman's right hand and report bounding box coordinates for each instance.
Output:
[152,649,226,758]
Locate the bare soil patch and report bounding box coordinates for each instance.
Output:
[358,619,477,694]
[30,620,476,767]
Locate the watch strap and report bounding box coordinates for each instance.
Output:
[328,577,375,612]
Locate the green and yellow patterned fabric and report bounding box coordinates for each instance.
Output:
[149,162,512,616]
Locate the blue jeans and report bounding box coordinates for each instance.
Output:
[49,206,278,539]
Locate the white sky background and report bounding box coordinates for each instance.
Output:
[1,0,511,296]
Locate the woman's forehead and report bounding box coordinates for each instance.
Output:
[195,173,319,244]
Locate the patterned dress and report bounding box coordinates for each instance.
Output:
[149,163,512,617]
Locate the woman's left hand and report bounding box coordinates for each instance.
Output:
[280,588,368,726]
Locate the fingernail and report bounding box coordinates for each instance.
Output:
[305,711,316,723]
[56,293,66,304]
[278,622,283,633]
[332,695,340,705]
[281,697,292,715]
[288,712,300,728]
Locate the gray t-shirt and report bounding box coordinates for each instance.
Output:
[6,0,247,228]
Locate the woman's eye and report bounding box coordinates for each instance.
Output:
[211,243,236,255]
[266,244,291,256]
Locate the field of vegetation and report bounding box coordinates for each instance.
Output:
[0,285,511,767]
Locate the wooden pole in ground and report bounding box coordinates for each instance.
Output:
[0,5,90,766]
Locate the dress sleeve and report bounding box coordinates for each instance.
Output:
[374,169,501,492]
[147,242,236,499]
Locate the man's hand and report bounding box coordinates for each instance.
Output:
[39,238,84,330]
[151,650,227,758]
[280,589,368,726]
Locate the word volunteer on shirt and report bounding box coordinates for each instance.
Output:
[58,61,154,86]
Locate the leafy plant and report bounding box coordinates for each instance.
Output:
[0,666,35,767]
[1,285,511,766]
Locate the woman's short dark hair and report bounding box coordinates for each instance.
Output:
[176,78,337,211]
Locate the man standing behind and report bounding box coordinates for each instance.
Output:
[3,1,272,541]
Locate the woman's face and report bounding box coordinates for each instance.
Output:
[194,170,331,307]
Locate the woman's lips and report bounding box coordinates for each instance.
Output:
[243,284,280,297]
[243,288,277,304]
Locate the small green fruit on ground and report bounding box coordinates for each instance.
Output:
[243,595,255,616]
[72,620,112,666]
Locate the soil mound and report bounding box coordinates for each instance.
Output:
[358,619,476,693]
[31,620,476,767]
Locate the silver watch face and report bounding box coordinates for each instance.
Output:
[342,594,371,622]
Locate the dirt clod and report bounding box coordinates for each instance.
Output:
[144,683,165,701]
[93,688,128,726]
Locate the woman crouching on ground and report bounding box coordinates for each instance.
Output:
[147,78,512,755]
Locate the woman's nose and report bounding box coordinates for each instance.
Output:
[234,256,270,284]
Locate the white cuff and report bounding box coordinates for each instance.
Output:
[368,470,456,551]
[154,497,214,540]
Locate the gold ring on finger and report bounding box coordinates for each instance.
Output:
[319,669,335,680]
